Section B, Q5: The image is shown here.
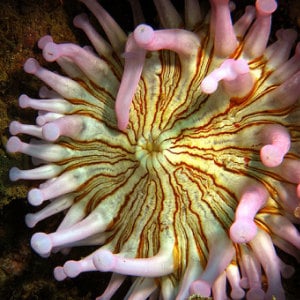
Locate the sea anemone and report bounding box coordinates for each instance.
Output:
[6,0,300,299]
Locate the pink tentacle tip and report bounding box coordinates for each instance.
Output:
[43,42,61,62]
[31,232,52,256]
[28,188,45,206]
[9,121,22,135]
[133,24,200,58]
[260,145,286,167]
[73,13,89,28]
[41,116,83,141]
[9,167,20,182]
[93,249,116,272]
[53,266,67,281]
[63,260,82,278]
[24,58,40,75]
[200,59,250,94]
[231,288,245,300]
[230,184,268,243]
[18,94,30,108]
[38,35,54,50]
[6,136,22,153]
[25,213,38,228]
[260,125,291,168]
[42,123,61,141]
[229,219,257,244]
[256,0,277,16]
[134,24,155,47]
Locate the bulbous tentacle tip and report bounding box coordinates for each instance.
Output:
[260,145,285,167]
[9,167,20,181]
[18,94,30,108]
[256,0,277,16]
[200,76,218,94]
[43,42,61,62]
[31,232,52,257]
[243,0,277,58]
[24,58,40,75]
[132,23,200,58]
[200,58,252,95]
[53,266,67,281]
[134,24,155,47]
[42,123,60,141]
[41,115,84,141]
[231,288,245,300]
[28,188,44,206]
[231,184,268,243]
[63,260,82,278]
[225,264,245,299]
[93,249,116,272]
[9,121,22,135]
[260,124,291,168]
[38,35,53,50]
[9,121,43,139]
[189,280,211,297]
[73,13,89,28]
[36,113,64,127]
[25,213,37,228]
[229,219,258,243]
[6,136,22,153]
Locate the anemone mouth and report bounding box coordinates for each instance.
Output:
[135,134,167,170]
[5,0,300,299]
[143,139,162,154]
[138,135,163,154]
